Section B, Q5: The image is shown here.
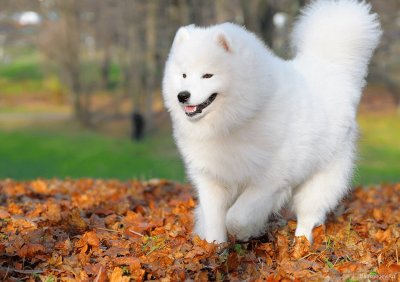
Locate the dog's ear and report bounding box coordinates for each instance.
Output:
[215,32,232,53]
[173,25,194,48]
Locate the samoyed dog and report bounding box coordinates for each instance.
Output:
[162,0,381,243]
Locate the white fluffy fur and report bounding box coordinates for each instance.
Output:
[162,0,381,243]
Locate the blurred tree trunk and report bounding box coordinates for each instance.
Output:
[93,0,124,119]
[215,0,240,23]
[383,77,400,109]
[116,0,143,111]
[95,0,114,91]
[39,0,92,127]
[240,0,275,46]
[144,1,158,133]
[58,0,91,126]
[370,0,400,112]
[177,0,190,24]
[100,48,111,89]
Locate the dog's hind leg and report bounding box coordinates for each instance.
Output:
[292,148,355,242]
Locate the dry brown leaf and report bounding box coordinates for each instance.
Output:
[312,224,326,245]
[372,208,384,222]
[291,236,311,259]
[0,209,10,219]
[0,179,399,281]
[109,267,130,282]
[94,266,108,282]
[17,243,45,258]
[336,262,366,273]
[374,229,392,243]
[31,179,48,194]
[83,231,100,247]
[378,264,400,275]
[67,208,88,231]
[45,201,62,222]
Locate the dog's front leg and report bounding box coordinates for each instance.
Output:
[226,182,289,241]
[193,177,233,243]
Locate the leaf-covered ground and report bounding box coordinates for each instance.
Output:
[0,179,399,281]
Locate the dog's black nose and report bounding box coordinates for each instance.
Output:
[177,91,190,103]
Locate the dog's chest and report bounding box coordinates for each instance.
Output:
[180,136,270,183]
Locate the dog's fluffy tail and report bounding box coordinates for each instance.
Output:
[292,0,381,84]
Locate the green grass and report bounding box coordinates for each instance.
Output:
[0,78,44,95]
[0,47,123,96]
[0,113,398,184]
[355,113,400,185]
[0,46,124,96]
[0,128,185,181]
[0,48,44,95]
[0,57,43,81]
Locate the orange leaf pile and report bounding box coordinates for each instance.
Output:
[0,179,399,281]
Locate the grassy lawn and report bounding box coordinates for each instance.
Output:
[0,112,398,185]
[0,46,122,97]
[355,113,400,185]
[0,48,44,95]
[0,127,185,181]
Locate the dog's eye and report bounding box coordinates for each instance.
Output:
[202,74,213,79]
[182,73,186,78]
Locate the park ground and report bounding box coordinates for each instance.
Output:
[0,179,399,280]
[0,48,399,281]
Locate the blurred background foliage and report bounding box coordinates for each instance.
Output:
[0,0,399,184]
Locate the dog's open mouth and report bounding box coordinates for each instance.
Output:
[184,93,217,117]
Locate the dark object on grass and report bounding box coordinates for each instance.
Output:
[131,112,145,141]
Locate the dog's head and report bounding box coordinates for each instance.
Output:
[163,23,273,137]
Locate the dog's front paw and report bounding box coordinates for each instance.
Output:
[226,210,253,241]
[193,223,205,240]
[206,233,227,244]
[193,206,205,239]
[294,225,313,243]
[194,226,227,243]
[194,206,227,243]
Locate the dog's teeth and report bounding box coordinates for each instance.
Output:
[185,105,197,113]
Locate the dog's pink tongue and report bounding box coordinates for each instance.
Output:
[185,105,197,113]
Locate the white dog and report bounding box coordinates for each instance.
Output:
[162,0,381,243]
